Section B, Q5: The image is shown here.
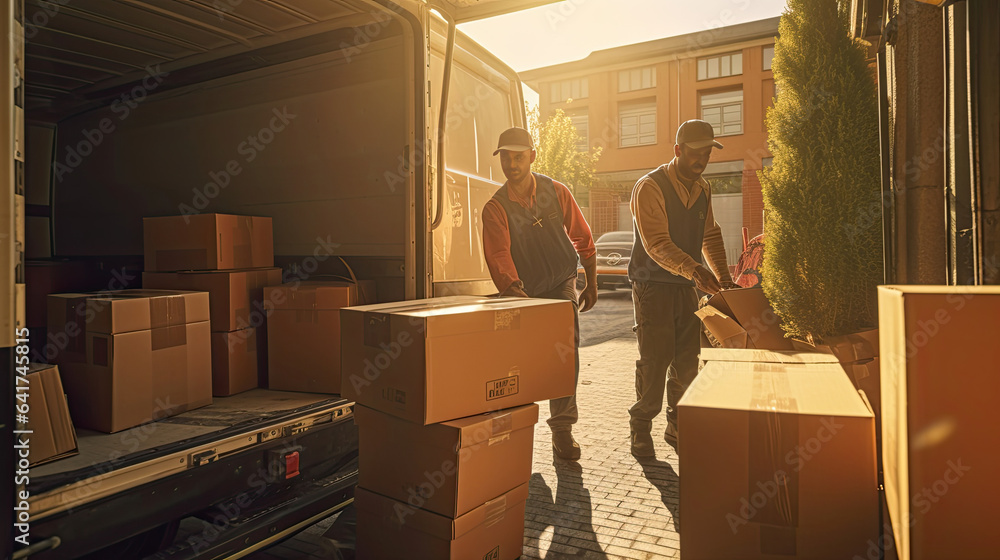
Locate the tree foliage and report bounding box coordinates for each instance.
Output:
[527,104,602,200]
[759,0,882,340]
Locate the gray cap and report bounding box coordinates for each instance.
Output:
[676,119,724,149]
[493,127,534,156]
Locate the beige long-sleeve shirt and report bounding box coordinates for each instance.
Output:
[629,159,732,282]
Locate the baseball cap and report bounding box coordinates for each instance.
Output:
[493,127,534,156]
[676,119,724,149]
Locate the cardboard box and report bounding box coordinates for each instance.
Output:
[24,364,78,465]
[47,293,98,364]
[266,281,376,393]
[355,483,528,560]
[695,287,794,350]
[791,328,880,363]
[143,214,273,272]
[212,328,257,396]
[144,268,282,332]
[678,358,878,559]
[341,296,576,425]
[53,290,212,433]
[878,285,1000,560]
[356,404,537,518]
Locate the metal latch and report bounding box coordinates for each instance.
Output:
[190,448,219,466]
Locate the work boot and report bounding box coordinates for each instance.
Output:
[552,431,581,461]
[630,431,655,457]
[664,422,678,447]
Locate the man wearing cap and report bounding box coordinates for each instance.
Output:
[628,119,733,457]
[482,126,598,461]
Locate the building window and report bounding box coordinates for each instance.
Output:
[619,102,656,147]
[762,157,774,167]
[697,52,743,80]
[549,78,589,104]
[763,45,775,71]
[701,90,743,137]
[568,111,589,152]
[618,66,657,93]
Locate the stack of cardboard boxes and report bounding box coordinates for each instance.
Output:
[340,296,577,560]
[143,214,282,396]
[264,280,376,393]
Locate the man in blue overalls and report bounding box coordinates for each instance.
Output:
[482,127,598,461]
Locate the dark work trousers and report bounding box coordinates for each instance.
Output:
[535,276,580,433]
[628,281,700,433]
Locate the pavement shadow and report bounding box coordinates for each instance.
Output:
[635,456,681,534]
[525,462,608,559]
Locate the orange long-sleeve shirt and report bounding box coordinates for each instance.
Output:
[483,174,596,294]
[629,159,732,283]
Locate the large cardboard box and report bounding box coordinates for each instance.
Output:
[53,290,212,433]
[265,281,376,393]
[143,214,273,272]
[24,364,78,465]
[211,328,257,396]
[678,357,878,559]
[341,296,575,425]
[144,268,282,331]
[695,287,795,350]
[356,404,537,518]
[355,483,528,560]
[878,285,1000,560]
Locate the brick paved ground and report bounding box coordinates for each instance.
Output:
[253,290,683,559]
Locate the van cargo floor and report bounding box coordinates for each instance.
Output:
[33,390,348,485]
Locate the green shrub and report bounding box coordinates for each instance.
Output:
[759,0,882,340]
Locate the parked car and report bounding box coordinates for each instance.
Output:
[580,230,634,290]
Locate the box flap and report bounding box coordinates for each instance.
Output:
[698,287,794,350]
[87,290,210,334]
[349,296,573,341]
[356,403,538,451]
[354,482,530,541]
[879,284,1000,295]
[695,305,748,348]
[444,404,539,450]
[791,328,879,363]
[700,348,839,364]
[452,482,530,539]
[679,361,872,417]
[265,282,356,311]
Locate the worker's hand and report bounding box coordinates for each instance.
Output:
[691,265,723,295]
[578,283,598,313]
[720,278,737,290]
[502,283,529,298]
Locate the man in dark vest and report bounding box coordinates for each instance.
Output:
[482,126,598,461]
[628,119,733,457]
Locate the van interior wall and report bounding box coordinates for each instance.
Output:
[44,32,408,297]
